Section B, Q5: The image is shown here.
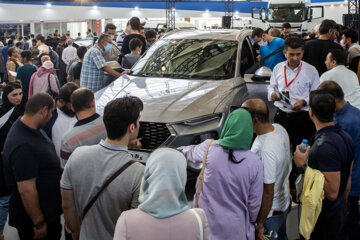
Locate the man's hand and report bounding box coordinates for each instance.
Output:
[256,55,261,62]
[255,228,266,240]
[33,223,47,239]
[65,224,79,240]
[291,100,306,111]
[271,92,280,101]
[129,138,142,149]
[121,70,131,76]
[294,145,310,167]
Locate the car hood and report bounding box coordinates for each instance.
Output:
[95,75,234,123]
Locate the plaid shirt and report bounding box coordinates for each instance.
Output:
[80,44,107,92]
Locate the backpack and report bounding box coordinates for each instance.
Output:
[49,48,59,69]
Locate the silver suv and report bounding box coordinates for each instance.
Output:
[95,29,273,171]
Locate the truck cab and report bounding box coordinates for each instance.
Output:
[252,0,324,32]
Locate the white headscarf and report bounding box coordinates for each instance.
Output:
[139,148,189,218]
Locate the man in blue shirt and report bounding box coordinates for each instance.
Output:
[2,39,14,70]
[252,28,286,70]
[16,51,36,101]
[318,80,360,240]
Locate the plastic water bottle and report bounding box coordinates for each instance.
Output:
[299,139,308,153]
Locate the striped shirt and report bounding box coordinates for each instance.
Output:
[60,113,107,168]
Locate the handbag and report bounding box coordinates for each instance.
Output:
[194,139,214,208]
[190,209,203,240]
[47,74,58,98]
[81,160,136,219]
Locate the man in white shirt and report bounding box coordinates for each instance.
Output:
[243,98,291,240]
[36,35,50,55]
[268,37,319,152]
[321,48,360,109]
[62,39,77,66]
[43,83,78,159]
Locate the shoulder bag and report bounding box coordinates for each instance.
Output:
[194,139,214,208]
[47,74,58,98]
[82,160,136,219]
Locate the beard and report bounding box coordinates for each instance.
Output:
[60,105,75,118]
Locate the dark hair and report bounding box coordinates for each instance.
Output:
[71,88,94,112]
[318,81,345,101]
[78,32,81,36]
[88,29,92,32]
[243,99,270,124]
[77,46,87,59]
[129,38,143,51]
[282,22,291,29]
[301,32,308,38]
[319,19,337,35]
[145,30,157,40]
[7,47,17,57]
[98,34,110,43]
[60,37,66,43]
[252,28,264,39]
[105,23,116,32]
[130,17,141,31]
[58,82,79,103]
[21,50,32,61]
[284,37,303,50]
[328,48,346,65]
[31,39,37,44]
[2,81,23,109]
[309,90,336,123]
[30,34,35,38]
[25,93,54,115]
[15,42,22,47]
[7,39,13,46]
[103,96,143,140]
[36,35,45,43]
[342,28,359,44]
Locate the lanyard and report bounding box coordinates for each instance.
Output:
[284,62,302,89]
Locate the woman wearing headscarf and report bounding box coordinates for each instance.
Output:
[28,60,59,99]
[113,148,210,240]
[0,82,25,240]
[179,109,264,240]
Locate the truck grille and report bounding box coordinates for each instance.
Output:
[138,122,171,150]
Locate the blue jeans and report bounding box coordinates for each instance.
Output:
[0,195,10,231]
[264,201,291,240]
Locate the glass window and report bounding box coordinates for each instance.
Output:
[43,22,60,37]
[0,24,22,36]
[132,39,238,80]
[35,23,41,35]
[62,23,68,35]
[267,7,306,22]
[23,24,30,36]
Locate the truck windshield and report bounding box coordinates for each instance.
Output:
[132,39,238,80]
[267,7,306,22]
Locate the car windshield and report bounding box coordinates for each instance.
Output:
[132,39,238,80]
[267,7,306,22]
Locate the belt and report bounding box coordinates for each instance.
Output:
[272,210,284,216]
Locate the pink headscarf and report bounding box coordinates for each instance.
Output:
[36,60,54,77]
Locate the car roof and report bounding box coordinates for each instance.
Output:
[163,29,252,41]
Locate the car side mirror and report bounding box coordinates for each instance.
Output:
[252,66,272,81]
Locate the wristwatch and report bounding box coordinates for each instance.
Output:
[34,220,45,229]
[255,222,264,230]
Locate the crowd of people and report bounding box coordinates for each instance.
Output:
[0,15,357,240]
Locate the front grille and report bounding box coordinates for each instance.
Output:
[138,122,171,150]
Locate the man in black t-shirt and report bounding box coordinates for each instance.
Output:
[3,93,62,240]
[121,17,147,56]
[303,19,343,76]
[294,90,354,240]
[71,46,87,86]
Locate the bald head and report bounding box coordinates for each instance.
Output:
[242,98,270,124]
[317,80,344,101]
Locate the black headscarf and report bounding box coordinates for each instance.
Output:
[0,81,26,118]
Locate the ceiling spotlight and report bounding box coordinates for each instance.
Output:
[135,6,139,10]
[172,8,176,11]
[46,3,51,7]
[235,11,239,14]
[93,6,98,10]
[205,9,209,13]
